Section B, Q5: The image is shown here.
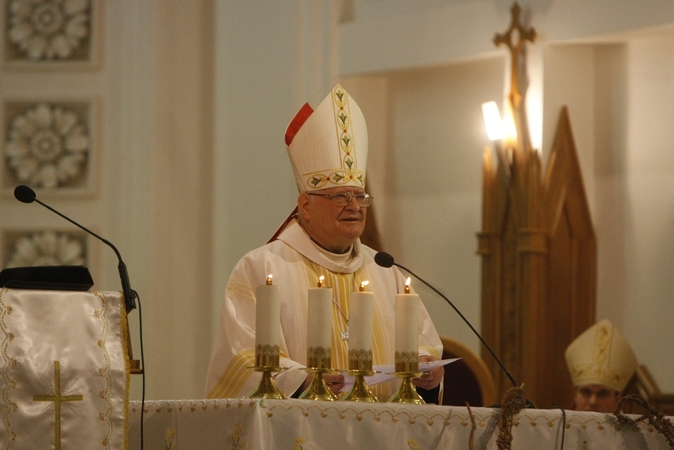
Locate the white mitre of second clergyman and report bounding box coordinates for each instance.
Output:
[565,318,638,392]
[284,84,368,193]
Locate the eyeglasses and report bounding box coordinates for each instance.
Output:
[308,191,373,207]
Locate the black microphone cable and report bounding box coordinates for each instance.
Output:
[135,290,146,450]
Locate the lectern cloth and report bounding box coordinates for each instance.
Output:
[0,289,129,450]
[205,221,441,400]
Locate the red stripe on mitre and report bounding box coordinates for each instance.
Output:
[285,103,314,146]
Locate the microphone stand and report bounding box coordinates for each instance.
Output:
[32,198,137,312]
[15,186,141,374]
[16,185,146,448]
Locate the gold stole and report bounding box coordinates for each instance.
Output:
[305,261,393,400]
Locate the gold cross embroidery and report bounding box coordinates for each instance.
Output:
[34,360,84,450]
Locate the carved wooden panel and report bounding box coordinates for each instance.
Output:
[480,107,596,408]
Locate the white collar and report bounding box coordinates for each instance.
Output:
[277,220,363,274]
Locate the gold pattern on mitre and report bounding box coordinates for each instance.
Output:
[565,319,638,392]
[285,85,368,193]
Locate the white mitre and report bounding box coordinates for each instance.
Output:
[284,84,368,193]
[565,318,638,392]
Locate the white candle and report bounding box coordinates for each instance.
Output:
[255,275,281,348]
[307,276,332,349]
[349,281,374,351]
[395,278,419,354]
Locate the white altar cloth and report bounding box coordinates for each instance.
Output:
[128,398,673,449]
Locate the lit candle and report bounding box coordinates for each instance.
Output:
[307,276,332,350]
[255,275,281,350]
[349,281,374,351]
[395,278,419,355]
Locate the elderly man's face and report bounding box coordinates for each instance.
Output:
[298,187,367,253]
[574,384,621,413]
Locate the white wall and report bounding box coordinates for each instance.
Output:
[212,0,341,312]
[594,35,674,391]
[341,58,506,350]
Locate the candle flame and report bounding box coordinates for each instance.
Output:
[266,274,273,285]
[405,277,411,294]
[318,275,325,288]
[359,280,369,292]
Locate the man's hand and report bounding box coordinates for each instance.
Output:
[324,373,346,394]
[413,355,444,390]
[300,372,346,395]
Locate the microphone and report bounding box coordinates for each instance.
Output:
[14,185,137,312]
[375,251,517,389]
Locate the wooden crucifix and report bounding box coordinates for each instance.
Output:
[493,2,536,154]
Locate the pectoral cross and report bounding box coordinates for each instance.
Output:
[34,360,84,450]
[341,323,349,341]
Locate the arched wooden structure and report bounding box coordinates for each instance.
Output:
[479,107,596,408]
[440,335,498,407]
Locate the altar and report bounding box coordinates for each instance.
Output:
[127,398,673,449]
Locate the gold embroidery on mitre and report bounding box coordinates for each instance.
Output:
[570,323,622,385]
[305,86,366,190]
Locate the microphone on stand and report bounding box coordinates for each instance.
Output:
[14,184,147,449]
[374,251,518,390]
[14,185,137,312]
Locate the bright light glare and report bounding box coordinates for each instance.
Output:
[482,102,504,141]
[502,107,517,146]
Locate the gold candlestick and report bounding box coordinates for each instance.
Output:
[248,343,285,399]
[299,368,338,401]
[342,370,378,402]
[342,349,378,402]
[300,349,337,401]
[247,367,285,399]
[388,372,425,404]
[388,354,425,404]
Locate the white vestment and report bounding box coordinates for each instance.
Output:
[204,221,442,400]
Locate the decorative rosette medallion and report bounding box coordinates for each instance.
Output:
[3,102,89,189]
[5,230,86,268]
[6,0,91,61]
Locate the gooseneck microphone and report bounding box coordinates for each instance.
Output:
[374,251,517,389]
[14,185,137,312]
